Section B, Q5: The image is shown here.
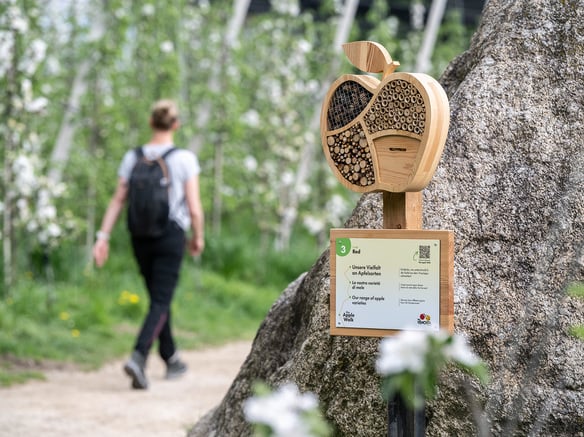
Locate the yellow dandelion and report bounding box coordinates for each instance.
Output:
[118,290,132,305]
[59,311,70,321]
[71,329,80,338]
[129,294,140,304]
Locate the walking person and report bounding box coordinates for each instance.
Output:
[93,99,205,389]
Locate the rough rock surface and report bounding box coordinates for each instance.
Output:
[189,0,584,435]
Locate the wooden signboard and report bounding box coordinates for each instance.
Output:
[330,229,453,337]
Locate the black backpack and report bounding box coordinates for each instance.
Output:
[127,147,176,238]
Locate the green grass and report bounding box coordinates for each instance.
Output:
[567,282,584,298]
[567,282,584,340]
[0,366,44,386]
[0,233,320,387]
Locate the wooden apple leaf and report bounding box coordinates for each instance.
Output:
[342,41,396,74]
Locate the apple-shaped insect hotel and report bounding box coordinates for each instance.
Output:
[321,41,449,193]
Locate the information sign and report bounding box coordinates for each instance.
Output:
[330,229,453,337]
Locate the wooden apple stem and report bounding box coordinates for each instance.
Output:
[382,61,400,80]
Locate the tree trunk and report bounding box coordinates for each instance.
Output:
[414,0,447,73]
[48,8,104,184]
[2,29,19,296]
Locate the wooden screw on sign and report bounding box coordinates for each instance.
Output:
[320,41,451,437]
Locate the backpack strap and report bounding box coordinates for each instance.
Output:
[161,147,177,160]
[133,146,176,161]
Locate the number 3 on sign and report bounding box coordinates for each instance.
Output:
[336,238,351,257]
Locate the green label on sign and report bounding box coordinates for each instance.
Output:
[336,238,351,257]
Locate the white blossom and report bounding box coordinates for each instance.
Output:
[19,39,47,75]
[326,195,349,223]
[271,0,300,17]
[52,182,67,197]
[114,8,126,19]
[37,204,57,221]
[241,109,260,128]
[410,3,426,31]
[38,230,48,245]
[26,220,38,232]
[9,7,28,33]
[377,330,483,378]
[303,215,325,235]
[142,4,155,16]
[281,170,294,186]
[26,97,49,113]
[376,331,429,375]
[16,198,30,221]
[297,39,312,53]
[243,155,258,172]
[160,40,174,53]
[13,155,37,196]
[47,223,61,238]
[30,38,47,63]
[443,334,481,367]
[296,182,310,199]
[244,383,318,437]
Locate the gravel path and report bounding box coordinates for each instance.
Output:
[0,341,250,437]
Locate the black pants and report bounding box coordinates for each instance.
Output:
[131,223,185,362]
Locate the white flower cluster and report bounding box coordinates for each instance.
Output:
[270,0,300,17]
[11,152,72,249]
[410,3,426,31]
[302,194,350,237]
[244,383,319,437]
[376,330,481,376]
[0,4,48,111]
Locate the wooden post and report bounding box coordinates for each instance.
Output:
[382,192,423,230]
[384,191,426,437]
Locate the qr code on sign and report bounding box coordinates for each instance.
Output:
[419,245,431,259]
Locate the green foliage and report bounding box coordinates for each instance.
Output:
[202,230,322,290]
[0,365,44,388]
[570,325,584,340]
[174,268,281,348]
[567,282,584,340]
[0,242,283,385]
[567,282,584,298]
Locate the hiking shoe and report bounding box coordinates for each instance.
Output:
[166,354,187,380]
[123,350,148,389]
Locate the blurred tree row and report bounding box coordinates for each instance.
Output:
[0,0,476,295]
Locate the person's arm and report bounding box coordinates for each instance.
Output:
[93,177,128,267]
[184,175,205,256]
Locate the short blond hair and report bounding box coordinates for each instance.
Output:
[150,99,178,131]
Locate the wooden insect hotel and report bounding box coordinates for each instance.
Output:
[321,41,450,193]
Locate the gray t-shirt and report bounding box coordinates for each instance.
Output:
[118,144,201,231]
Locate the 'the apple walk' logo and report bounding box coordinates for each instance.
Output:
[320,41,450,193]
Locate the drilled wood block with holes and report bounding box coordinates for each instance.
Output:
[320,41,450,193]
